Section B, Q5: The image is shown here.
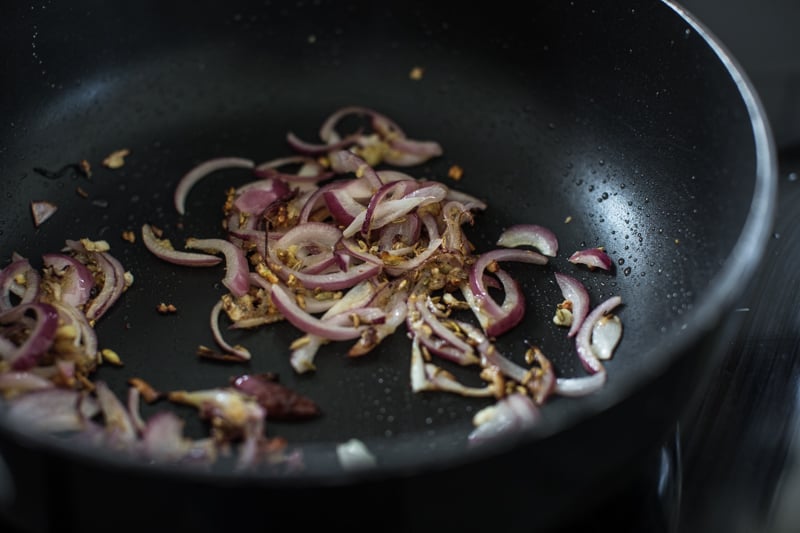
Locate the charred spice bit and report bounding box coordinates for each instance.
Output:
[197,345,249,363]
[231,373,321,421]
[448,164,464,181]
[156,302,178,314]
[102,148,130,169]
[409,66,424,80]
[121,230,136,243]
[76,186,89,198]
[128,377,161,403]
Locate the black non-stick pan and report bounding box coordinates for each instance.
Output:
[0,1,776,532]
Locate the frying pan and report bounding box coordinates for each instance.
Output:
[0,0,776,531]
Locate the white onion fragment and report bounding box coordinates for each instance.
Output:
[336,438,377,471]
[591,314,623,360]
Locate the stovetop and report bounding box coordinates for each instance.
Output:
[2,2,799,532]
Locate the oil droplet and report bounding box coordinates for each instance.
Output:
[623,267,632,276]
[617,257,625,265]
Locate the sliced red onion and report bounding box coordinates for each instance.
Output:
[468,393,540,446]
[167,387,266,443]
[376,170,417,182]
[342,195,440,239]
[246,272,335,317]
[127,387,147,435]
[209,300,252,361]
[174,157,255,215]
[6,388,88,432]
[274,222,342,259]
[289,334,325,374]
[460,321,551,400]
[338,238,384,267]
[289,280,380,372]
[42,253,95,307]
[369,111,405,139]
[409,337,430,392]
[554,272,590,338]
[84,251,126,323]
[555,372,607,397]
[0,303,59,370]
[141,224,223,267]
[474,268,526,337]
[413,330,478,366]
[576,295,622,375]
[56,360,76,383]
[421,363,499,397]
[468,248,547,331]
[348,287,408,357]
[459,284,490,332]
[232,179,292,216]
[497,224,559,257]
[319,106,388,144]
[95,381,137,445]
[323,185,367,226]
[185,238,250,297]
[360,179,420,237]
[141,411,192,463]
[255,155,322,173]
[591,314,623,360]
[327,150,383,190]
[383,137,444,166]
[0,371,54,394]
[411,296,477,365]
[377,214,421,251]
[254,166,334,185]
[414,332,476,365]
[286,130,363,156]
[443,188,487,211]
[402,182,448,202]
[298,183,334,224]
[267,251,381,292]
[0,259,41,311]
[568,247,613,271]
[383,238,443,277]
[270,284,368,341]
[51,301,98,360]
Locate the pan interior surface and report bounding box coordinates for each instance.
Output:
[0,0,774,480]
